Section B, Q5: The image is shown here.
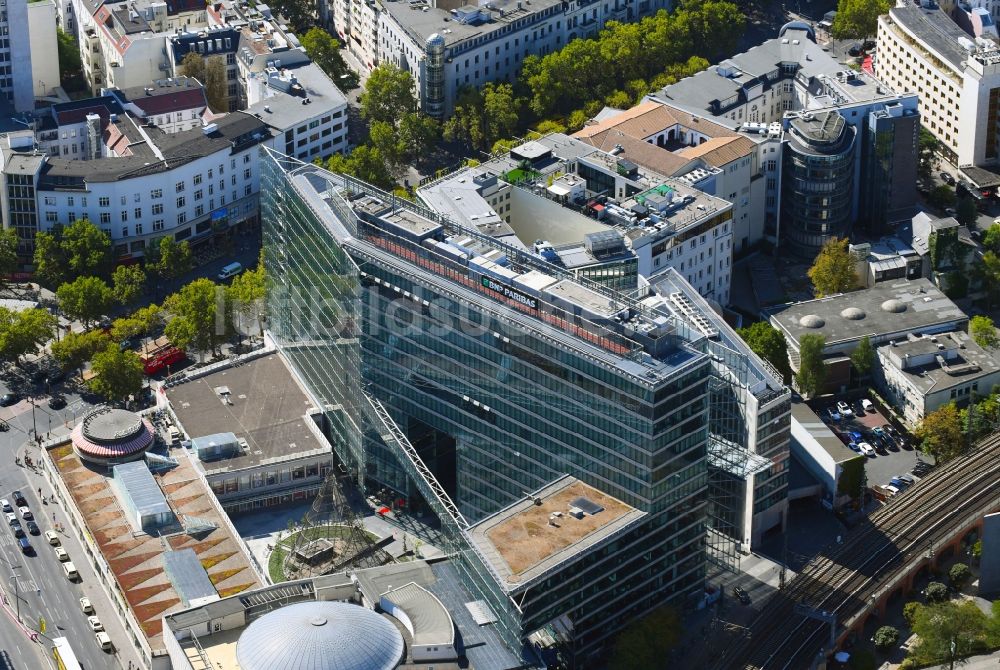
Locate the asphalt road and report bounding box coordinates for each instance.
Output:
[0,379,123,670]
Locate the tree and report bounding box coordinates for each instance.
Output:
[112,265,146,306]
[925,581,949,603]
[831,0,891,42]
[948,563,972,588]
[301,28,347,81]
[228,259,266,340]
[87,344,143,403]
[903,601,923,626]
[928,184,957,210]
[955,197,978,227]
[165,278,225,356]
[62,219,113,278]
[51,329,109,375]
[873,625,899,652]
[982,223,1000,253]
[360,65,418,127]
[918,127,938,183]
[970,315,998,349]
[56,27,85,92]
[444,83,518,152]
[737,321,792,383]
[346,145,395,189]
[178,52,205,83]
[56,276,114,328]
[795,334,827,399]
[267,0,314,33]
[0,307,56,364]
[32,231,67,288]
[850,335,874,378]
[0,228,18,285]
[147,237,193,281]
[109,304,163,352]
[974,250,1000,309]
[203,56,229,113]
[910,600,990,666]
[914,403,964,462]
[608,606,681,670]
[808,237,857,297]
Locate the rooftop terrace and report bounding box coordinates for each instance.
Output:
[468,476,645,591]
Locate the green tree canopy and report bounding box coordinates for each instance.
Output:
[917,127,938,183]
[56,276,114,328]
[51,329,110,374]
[928,184,957,210]
[608,606,681,670]
[301,28,348,81]
[808,237,858,297]
[325,145,396,190]
[982,223,1000,253]
[62,218,113,278]
[360,65,418,127]
[850,335,875,378]
[872,625,899,652]
[737,321,792,383]
[974,250,1000,309]
[0,228,18,285]
[970,315,998,349]
[443,83,519,153]
[267,0,314,32]
[955,197,978,227]
[910,600,990,666]
[146,237,193,281]
[948,562,971,587]
[228,259,266,337]
[165,278,225,355]
[914,403,964,462]
[112,264,146,306]
[56,27,86,92]
[87,344,144,403]
[831,0,891,41]
[32,231,67,288]
[0,307,57,364]
[795,333,827,399]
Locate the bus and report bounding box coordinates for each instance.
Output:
[51,637,83,670]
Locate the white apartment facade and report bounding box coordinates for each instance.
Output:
[3,0,58,112]
[0,112,269,262]
[877,5,1000,166]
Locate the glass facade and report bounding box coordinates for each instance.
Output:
[261,150,788,661]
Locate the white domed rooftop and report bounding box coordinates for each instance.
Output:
[799,314,825,328]
[881,299,907,313]
[236,601,404,670]
[840,307,866,320]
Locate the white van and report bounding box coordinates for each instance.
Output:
[217,262,243,281]
[63,561,79,580]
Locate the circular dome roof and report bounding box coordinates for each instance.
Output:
[72,407,155,464]
[236,601,404,670]
[840,307,866,320]
[799,314,825,328]
[779,21,815,42]
[881,299,907,313]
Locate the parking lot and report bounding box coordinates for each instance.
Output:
[816,397,936,498]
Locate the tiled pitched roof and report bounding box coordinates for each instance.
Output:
[677,135,757,166]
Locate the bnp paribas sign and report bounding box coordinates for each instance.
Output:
[480,275,538,310]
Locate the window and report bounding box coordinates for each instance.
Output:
[176,197,186,208]
[244,153,251,164]
[45,212,58,223]
[120,211,128,222]
[243,168,251,180]
[245,184,252,196]
[175,181,185,193]
[67,197,74,206]
[193,174,202,185]
[120,195,127,205]
[177,212,187,225]
[134,192,141,203]
[99,196,110,207]
[135,223,143,235]
[151,188,162,199]
[194,189,203,201]
[195,205,204,217]
[44,196,56,206]
[100,212,111,224]
[134,207,141,219]
[121,226,129,237]
[153,219,164,231]
[152,203,163,215]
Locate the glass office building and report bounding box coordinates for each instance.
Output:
[261,150,789,663]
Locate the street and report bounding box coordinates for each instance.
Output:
[0,380,136,670]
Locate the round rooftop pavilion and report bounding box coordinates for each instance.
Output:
[71,407,155,466]
[235,601,404,670]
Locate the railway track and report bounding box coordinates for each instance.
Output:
[712,433,1000,670]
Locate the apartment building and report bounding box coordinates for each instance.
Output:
[245,62,350,162]
[2,0,59,112]
[166,26,244,112]
[108,77,209,133]
[876,4,1000,167]
[649,23,920,255]
[367,0,670,119]
[262,151,790,662]
[0,111,269,262]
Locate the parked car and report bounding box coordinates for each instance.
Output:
[25,521,39,535]
[733,585,751,605]
[18,507,32,521]
[54,547,69,562]
[827,407,842,422]
[95,631,113,651]
[884,484,901,497]
[940,171,956,185]
[847,431,863,444]
[897,473,916,485]
[47,395,66,410]
[80,597,94,614]
[11,491,25,507]
[18,537,32,555]
[913,461,933,475]
[0,393,19,407]
[847,442,862,453]
[5,512,16,525]
[45,530,60,545]
[858,442,876,457]
[10,521,23,538]
[848,43,863,56]
[889,477,909,489]
[87,616,104,632]
[837,401,853,418]
[860,398,874,412]
[0,499,11,513]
